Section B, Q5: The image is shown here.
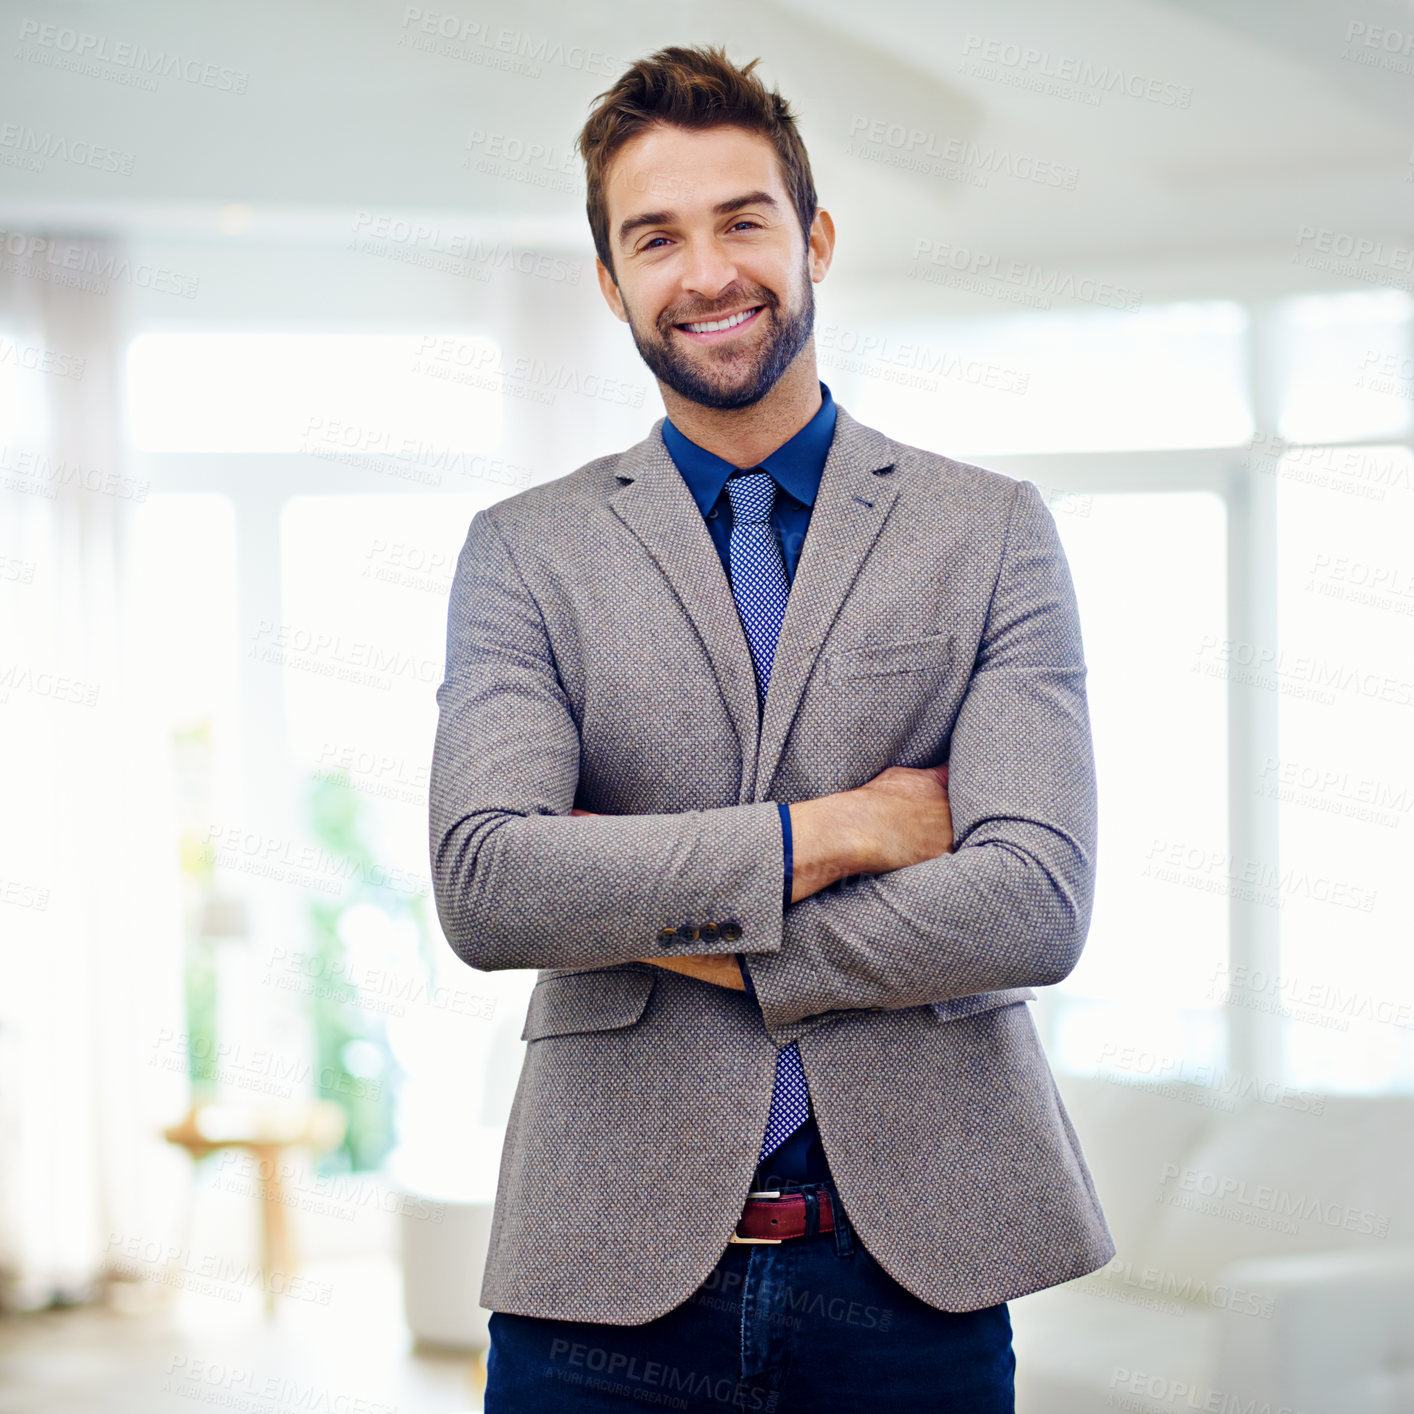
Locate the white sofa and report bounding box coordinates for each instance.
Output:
[1011,1074,1414,1413]
[393,1066,1414,1405]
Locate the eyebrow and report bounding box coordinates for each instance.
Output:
[615,190,781,249]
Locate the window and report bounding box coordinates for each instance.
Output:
[823,300,1252,456]
[1275,445,1414,1091]
[1048,492,1229,1077]
[125,332,503,454]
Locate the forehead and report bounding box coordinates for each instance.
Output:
[602,123,785,227]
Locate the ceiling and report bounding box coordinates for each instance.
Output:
[0,0,1408,308]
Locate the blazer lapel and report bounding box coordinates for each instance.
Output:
[754,405,900,802]
[610,423,764,791]
[609,403,902,804]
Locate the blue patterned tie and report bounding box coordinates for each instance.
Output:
[725,471,811,1164]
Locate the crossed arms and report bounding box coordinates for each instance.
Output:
[427,476,1097,1035]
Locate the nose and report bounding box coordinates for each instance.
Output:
[676,235,742,311]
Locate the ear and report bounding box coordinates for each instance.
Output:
[596,258,628,322]
[807,208,835,284]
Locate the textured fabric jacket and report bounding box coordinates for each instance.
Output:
[428,401,1116,1323]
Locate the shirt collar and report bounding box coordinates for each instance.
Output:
[661,380,838,520]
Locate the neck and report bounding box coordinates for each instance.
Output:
[658,351,822,469]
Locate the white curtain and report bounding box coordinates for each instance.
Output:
[0,239,188,1310]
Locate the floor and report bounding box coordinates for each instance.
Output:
[0,1256,485,1414]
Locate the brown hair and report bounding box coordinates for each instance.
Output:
[575,43,818,284]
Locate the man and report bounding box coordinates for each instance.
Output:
[429,42,1113,1412]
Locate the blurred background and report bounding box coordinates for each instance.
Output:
[1,1,1411,1410]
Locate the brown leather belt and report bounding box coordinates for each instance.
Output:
[729,1186,835,1244]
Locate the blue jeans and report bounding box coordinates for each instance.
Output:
[484,1179,1015,1412]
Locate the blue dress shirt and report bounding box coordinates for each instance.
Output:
[660,379,838,1184]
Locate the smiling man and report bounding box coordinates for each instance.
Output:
[429,43,1113,1413]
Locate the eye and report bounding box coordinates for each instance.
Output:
[641,236,670,251]
[728,219,762,232]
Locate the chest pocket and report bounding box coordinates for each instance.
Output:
[825,631,954,683]
[520,967,657,1041]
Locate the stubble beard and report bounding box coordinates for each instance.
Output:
[622,258,815,411]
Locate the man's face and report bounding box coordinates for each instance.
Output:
[596,123,829,410]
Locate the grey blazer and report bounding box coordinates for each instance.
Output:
[428,401,1115,1323]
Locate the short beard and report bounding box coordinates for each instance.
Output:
[624,258,815,411]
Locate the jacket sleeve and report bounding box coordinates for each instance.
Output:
[741,478,1097,1033]
[428,506,786,973]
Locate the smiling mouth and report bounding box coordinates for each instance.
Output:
[674,305,765,338]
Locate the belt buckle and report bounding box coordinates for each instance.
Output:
[729,1189,784,1244]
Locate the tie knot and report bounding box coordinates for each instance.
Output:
[725,470,777,525]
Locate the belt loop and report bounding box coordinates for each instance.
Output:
[830,1184,854,1258]
[802,1188,818,1239]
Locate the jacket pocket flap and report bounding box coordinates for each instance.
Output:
[929,986,1036,1024]
[826,631,955,682]
[521,967,657,1041]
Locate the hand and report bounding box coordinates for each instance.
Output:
[568,807,745,990]
[837,762,953,875]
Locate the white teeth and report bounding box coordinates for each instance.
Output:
[683,307,759,334]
